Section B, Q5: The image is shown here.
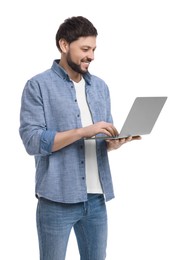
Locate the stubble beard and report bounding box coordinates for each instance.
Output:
[66,52,88,75]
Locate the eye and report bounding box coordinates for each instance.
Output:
[82,48,89,52]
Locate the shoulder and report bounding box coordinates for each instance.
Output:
[23,67,58,95]
[21,69,53,98]
[28,68,53,83]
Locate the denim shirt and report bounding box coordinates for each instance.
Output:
[19,60,115,203]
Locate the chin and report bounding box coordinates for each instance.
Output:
[80,70,88,75]
[81,67,88,73]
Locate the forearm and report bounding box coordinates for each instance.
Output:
[52,128,83,152]
[52,121,119,152]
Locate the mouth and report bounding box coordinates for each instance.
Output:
[81,59,92,67]
[81,58,92,64]
[81,60,91,70]
[83,62,90,67]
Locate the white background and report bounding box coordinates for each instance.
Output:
[0,0,173,259]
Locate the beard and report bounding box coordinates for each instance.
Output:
[66,52,90,75]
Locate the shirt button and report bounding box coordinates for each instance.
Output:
[77,114,80,117]
[81,161,84,164]
[82,177,85,180]
[75,99,77,102]
[80,145,83,149]
[71,85,73,88]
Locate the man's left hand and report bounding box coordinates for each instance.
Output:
[106,136,142,151]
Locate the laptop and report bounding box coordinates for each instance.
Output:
[86,96,167,140]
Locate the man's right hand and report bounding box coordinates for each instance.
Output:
[80,121,119,138]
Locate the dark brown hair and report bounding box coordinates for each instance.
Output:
[55,16,98,52]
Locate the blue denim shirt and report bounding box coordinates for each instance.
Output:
[19,60,115,203]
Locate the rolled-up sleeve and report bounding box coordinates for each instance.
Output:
[19,79,56,156]
[40,130,56,155]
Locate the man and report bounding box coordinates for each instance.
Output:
[19,16,140,260]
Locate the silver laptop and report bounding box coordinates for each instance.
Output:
[87,96,167,140]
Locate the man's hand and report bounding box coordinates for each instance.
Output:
[106,136,142,151]
[81,121,119,138]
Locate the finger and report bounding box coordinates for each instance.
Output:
[106,139,119,143]
[119,138,126,144]
[132,135,142,140]
[106,126,119,136]
[126,136,133,141]
[101,128,114,137]
[106,127,116,136]
[111,126,119,136]
[100,127,115,137]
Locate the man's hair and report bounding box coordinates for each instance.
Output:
[56,16,98,52]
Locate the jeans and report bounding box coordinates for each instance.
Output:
[36,194,107,260]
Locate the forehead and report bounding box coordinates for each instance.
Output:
[70,36,97,48]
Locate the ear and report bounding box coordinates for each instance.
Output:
[59,39,69,53]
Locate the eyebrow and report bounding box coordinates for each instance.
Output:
[81,45,97,50]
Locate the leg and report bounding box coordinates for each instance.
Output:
[74,194,108,260]
[36,198,81,260]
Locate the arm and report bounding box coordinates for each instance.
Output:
[19,80,56,156]
[52,121,118,152]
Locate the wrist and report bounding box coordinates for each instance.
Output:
[77,127,85,139]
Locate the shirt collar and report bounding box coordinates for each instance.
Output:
[51,59,91,85]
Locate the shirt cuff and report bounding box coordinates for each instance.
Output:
[40,130,57,155]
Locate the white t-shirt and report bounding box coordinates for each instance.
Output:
[73,78,103,194]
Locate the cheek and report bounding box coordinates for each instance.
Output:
[70,54,81,64]
[69,48,84,63]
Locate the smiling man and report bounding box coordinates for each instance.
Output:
[19,16,140,260]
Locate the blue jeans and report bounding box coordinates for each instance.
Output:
[36,194,107,260]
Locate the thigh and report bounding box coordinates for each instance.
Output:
[36,198,82,260]
[74,194,108,260]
